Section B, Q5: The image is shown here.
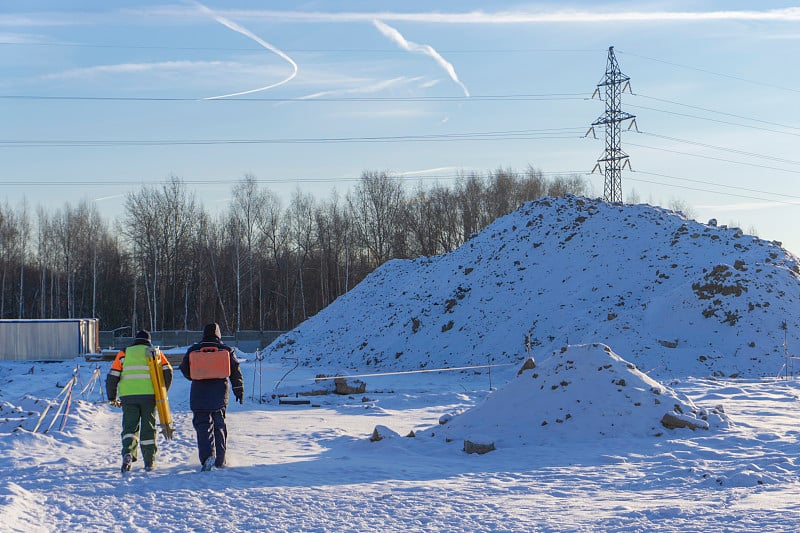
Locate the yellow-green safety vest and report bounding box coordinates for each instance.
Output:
[119,344,155,397]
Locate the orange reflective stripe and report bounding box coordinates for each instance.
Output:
[189,347,231,380]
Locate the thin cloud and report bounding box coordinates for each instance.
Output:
[0,32,50,44]
[160,7,800,24]
[396,166,462,176]
[93,194,125,202]
[0,14,89,27]
[373,20,469,97]
[297,76,423,100]
[8,6,800,27]
[42,60,230,80]
[420,79,443,89]
[329,108,434,120]
[192,1,298,100]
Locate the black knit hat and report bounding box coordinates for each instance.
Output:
[202,323,221,341]
[134,329,151,342]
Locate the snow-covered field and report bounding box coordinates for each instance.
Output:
[2,346,800,532]
[3,197,800,531]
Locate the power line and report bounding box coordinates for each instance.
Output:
[0,41,597,54]
[0,93,588,102]
[618,50,800,94]
[638,131,800,167]
[628,142,800,175]
[8,167,799,213]
[0,170,589,187]
[626,103,800,138]
[0,127,587,148]
[629,170,800,206]
[633,93,800,133]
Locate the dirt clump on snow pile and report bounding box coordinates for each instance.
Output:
[427,343,728,449]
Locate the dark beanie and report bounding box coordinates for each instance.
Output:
[135,329,151,342]
[203,323,221,341]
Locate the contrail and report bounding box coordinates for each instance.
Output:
[373,20,469,97]
[93,194,125,202]
[192,1,298,99]
[395,166,462,176]
[297,76,422,100]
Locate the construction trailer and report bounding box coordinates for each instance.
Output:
[0,319,100,361]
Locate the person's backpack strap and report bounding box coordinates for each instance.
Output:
[188,346,231,380]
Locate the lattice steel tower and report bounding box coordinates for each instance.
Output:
[589,46,636,203]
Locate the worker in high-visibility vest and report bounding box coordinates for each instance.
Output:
[106,329,173,473]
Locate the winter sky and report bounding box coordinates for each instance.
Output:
[2,1,800,254]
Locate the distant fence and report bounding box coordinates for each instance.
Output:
[99,330,287,353]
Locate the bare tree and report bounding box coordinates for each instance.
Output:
[518,166,548,204]
[314,189,357,307]
[456,172,486,240]
[0,203,19,317]
[14,201,30,318]
[122,176,200,331]
[349,170,406,267]
[287,189,316,323]
[36,207,52,318]
[229,174,271,330]
[0,163,597,331]
[668,197,696,220]
[405,185,439,257]
[485,168,517,222]
[547,174,588,197]
[51,204,80,317]
[255,188,288,329]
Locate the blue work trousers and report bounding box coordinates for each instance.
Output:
[192,408,227,467]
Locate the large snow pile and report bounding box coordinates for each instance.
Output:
[268,196,800,379]
[424,343,729,450]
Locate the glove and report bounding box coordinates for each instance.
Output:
[235,391,244,404]
[109,399,121,408]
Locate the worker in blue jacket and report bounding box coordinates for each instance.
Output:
[179,323,244,471]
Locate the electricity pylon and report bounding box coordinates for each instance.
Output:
[587,46,637,203]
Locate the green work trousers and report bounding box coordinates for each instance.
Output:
[121,400,157,466]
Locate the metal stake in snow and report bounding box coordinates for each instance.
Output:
[587,46,638,203]
[776,321,798,380]
[251,348,267,403]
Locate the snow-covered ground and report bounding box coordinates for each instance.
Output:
[2,347,800,532]
[3,197,800,531]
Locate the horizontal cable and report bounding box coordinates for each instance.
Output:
[628,142,800,175]
[0,128,587,148]
[638,131,800,166]
[0,171,590,187]
[618,50,800,94]
[0,93,588,102]
[626,103,800,138]
[305,362,518,382]
[630,170,800,205]
[0,41,598,54]
[633,93,800,133]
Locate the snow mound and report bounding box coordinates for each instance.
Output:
[268,195,800,379]
[427,343,729,449]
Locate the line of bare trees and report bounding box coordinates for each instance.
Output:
[0,167,587,334]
